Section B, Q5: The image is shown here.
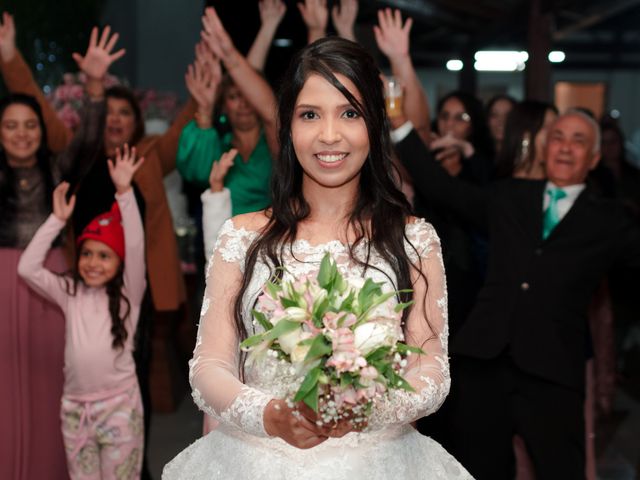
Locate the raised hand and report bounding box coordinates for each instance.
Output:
[373,8,412,60]
[72,26,125,81]
[201,7,238,69]
[209,148,237,192]
[185,45,221,128]
[52,182,76,222]
[259,0,287,31]
[107,143,145,194]
[0,12,16,62]
[332,0,358,42]
[263,399,327,449]
[298,0,328,43]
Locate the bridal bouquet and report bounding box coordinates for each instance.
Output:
[240,254,422,427]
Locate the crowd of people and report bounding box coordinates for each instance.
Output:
[1,1,639,479]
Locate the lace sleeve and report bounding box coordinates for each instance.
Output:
[367,219,450,430]
[189,218,273,437]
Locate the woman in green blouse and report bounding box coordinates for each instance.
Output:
[177,7,279,216]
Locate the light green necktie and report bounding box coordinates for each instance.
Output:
[542,187,568,240]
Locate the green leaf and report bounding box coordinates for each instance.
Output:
[302,382,319,412]
[294,367,322,402]
[394,300,414,313]
[357,278,383,313]
[264,319,300,342]
[337,290,355,312]
[240,333,268,349]
[304,335,332,363]
[339,372,355,388]
[317,254,335,289]
[251,310,272,331]
[365,346,392,362]
[396,343,425,355]
[265,282,281,299]
[312,296,331,325]
[280,297,299,309]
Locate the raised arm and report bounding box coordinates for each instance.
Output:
[57,26,126,175]
[0,12,72,152]
[367,220,450,430]
[298,0,328,44]
[176,46,224,186]
[107,144,146,306]
[201,148,236,260]
[393,120,489,232]
[374,9,430,138]
[201,7,278,157]
[247,0,286,71]
[331,0,358,42]
[17,183,75,308]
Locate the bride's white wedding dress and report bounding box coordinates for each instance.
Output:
[163,218,473,479]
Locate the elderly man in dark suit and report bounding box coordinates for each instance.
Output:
[391,110,640,479]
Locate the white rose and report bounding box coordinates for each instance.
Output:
[285,307,308,322]
[278,328,304,354]
[354,322,397,355]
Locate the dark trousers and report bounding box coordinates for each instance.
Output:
[134,290,153,480]
[421,354,586,480]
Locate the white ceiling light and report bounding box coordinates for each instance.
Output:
[473,51,529,71]
[273,38,292,47]
[446,59,464,71]
[548,51,566,63]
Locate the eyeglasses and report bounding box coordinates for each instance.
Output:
[438,111,471,123]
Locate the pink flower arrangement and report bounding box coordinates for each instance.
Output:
[135,89,179,121]
[240,254,422,427]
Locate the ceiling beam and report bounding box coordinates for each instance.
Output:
[553,0,640,40]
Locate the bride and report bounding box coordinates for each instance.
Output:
[163,32,473,479]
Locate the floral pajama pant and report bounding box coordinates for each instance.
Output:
[61,385,144,480]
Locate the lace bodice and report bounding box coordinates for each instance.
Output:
[189,217,450,438]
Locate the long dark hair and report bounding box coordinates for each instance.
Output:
[232,37,429,374]
[437,90,495,159]
[495,100,557,178]
[63,250,131,351]
[0,94,54,215]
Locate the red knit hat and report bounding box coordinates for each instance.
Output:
[76,202,125,260]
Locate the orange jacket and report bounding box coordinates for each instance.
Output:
[1,52,196,311]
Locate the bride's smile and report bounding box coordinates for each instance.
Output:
[291,73,370,190]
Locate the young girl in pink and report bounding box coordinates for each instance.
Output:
[18,144,146,480]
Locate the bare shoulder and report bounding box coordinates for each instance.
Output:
[229,210,271,233]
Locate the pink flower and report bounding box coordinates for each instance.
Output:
[360,366,379,381]
[256,291,279,314]
[333,386,358,408]
[57,103,81,131]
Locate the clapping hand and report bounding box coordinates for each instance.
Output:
[0,12,16,62]
[52,182,76,222]
[298,0,328,43]
[332,0,358,42]
[430,133,474,160]
[72,26,125,81]
[373,8,412,61]
[209,148,236,193]
[107,144,145,194]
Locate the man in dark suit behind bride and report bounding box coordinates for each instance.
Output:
[392,109,640,479]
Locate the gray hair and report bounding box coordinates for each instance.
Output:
[563,108,601,154]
